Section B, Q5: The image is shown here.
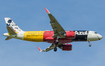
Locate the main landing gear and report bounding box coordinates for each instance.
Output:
[54,47,57,52]
[88,40,91,47]
[54,39,59,52]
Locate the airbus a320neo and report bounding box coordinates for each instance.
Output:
[3,8,103,52]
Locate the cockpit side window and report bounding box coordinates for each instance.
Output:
[95,32,97,34]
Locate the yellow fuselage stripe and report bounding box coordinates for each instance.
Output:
[23,31,45,42]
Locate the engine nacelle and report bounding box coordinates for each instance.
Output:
[59,44,72,51]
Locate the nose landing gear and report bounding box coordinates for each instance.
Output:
[88,40,91,47]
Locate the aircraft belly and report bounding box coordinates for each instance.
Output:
[45,39,72,43]
[23,31,44,42]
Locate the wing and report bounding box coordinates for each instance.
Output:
[45,8,66,38]
[37,43,65,52]
[37,44,55,52]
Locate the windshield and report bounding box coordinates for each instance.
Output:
[95,32,97,34]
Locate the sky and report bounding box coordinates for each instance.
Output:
[0,0,105,66]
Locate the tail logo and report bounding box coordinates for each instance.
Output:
[8,20,12,23]
[7,20,17,27]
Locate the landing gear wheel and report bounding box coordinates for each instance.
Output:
[56,39,59,43]
[54,39,59,52]
[89,44,91,47]
[54,47,57,52]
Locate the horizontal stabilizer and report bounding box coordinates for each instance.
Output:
[5,37,12,40]
[7,26,16,34]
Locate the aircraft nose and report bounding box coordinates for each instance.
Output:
[98,34,103,40]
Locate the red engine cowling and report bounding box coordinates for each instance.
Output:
[59,44,72,51]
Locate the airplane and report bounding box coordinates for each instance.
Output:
[3,8,103,52]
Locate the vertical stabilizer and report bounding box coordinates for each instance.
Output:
[4,18,23,34]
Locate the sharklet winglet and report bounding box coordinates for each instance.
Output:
[37,46,42,52]
[44,8,50,14]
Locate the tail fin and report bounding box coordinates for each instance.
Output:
[4,18,23,34]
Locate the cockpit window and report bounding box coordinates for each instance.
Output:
[95,32,97,34]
